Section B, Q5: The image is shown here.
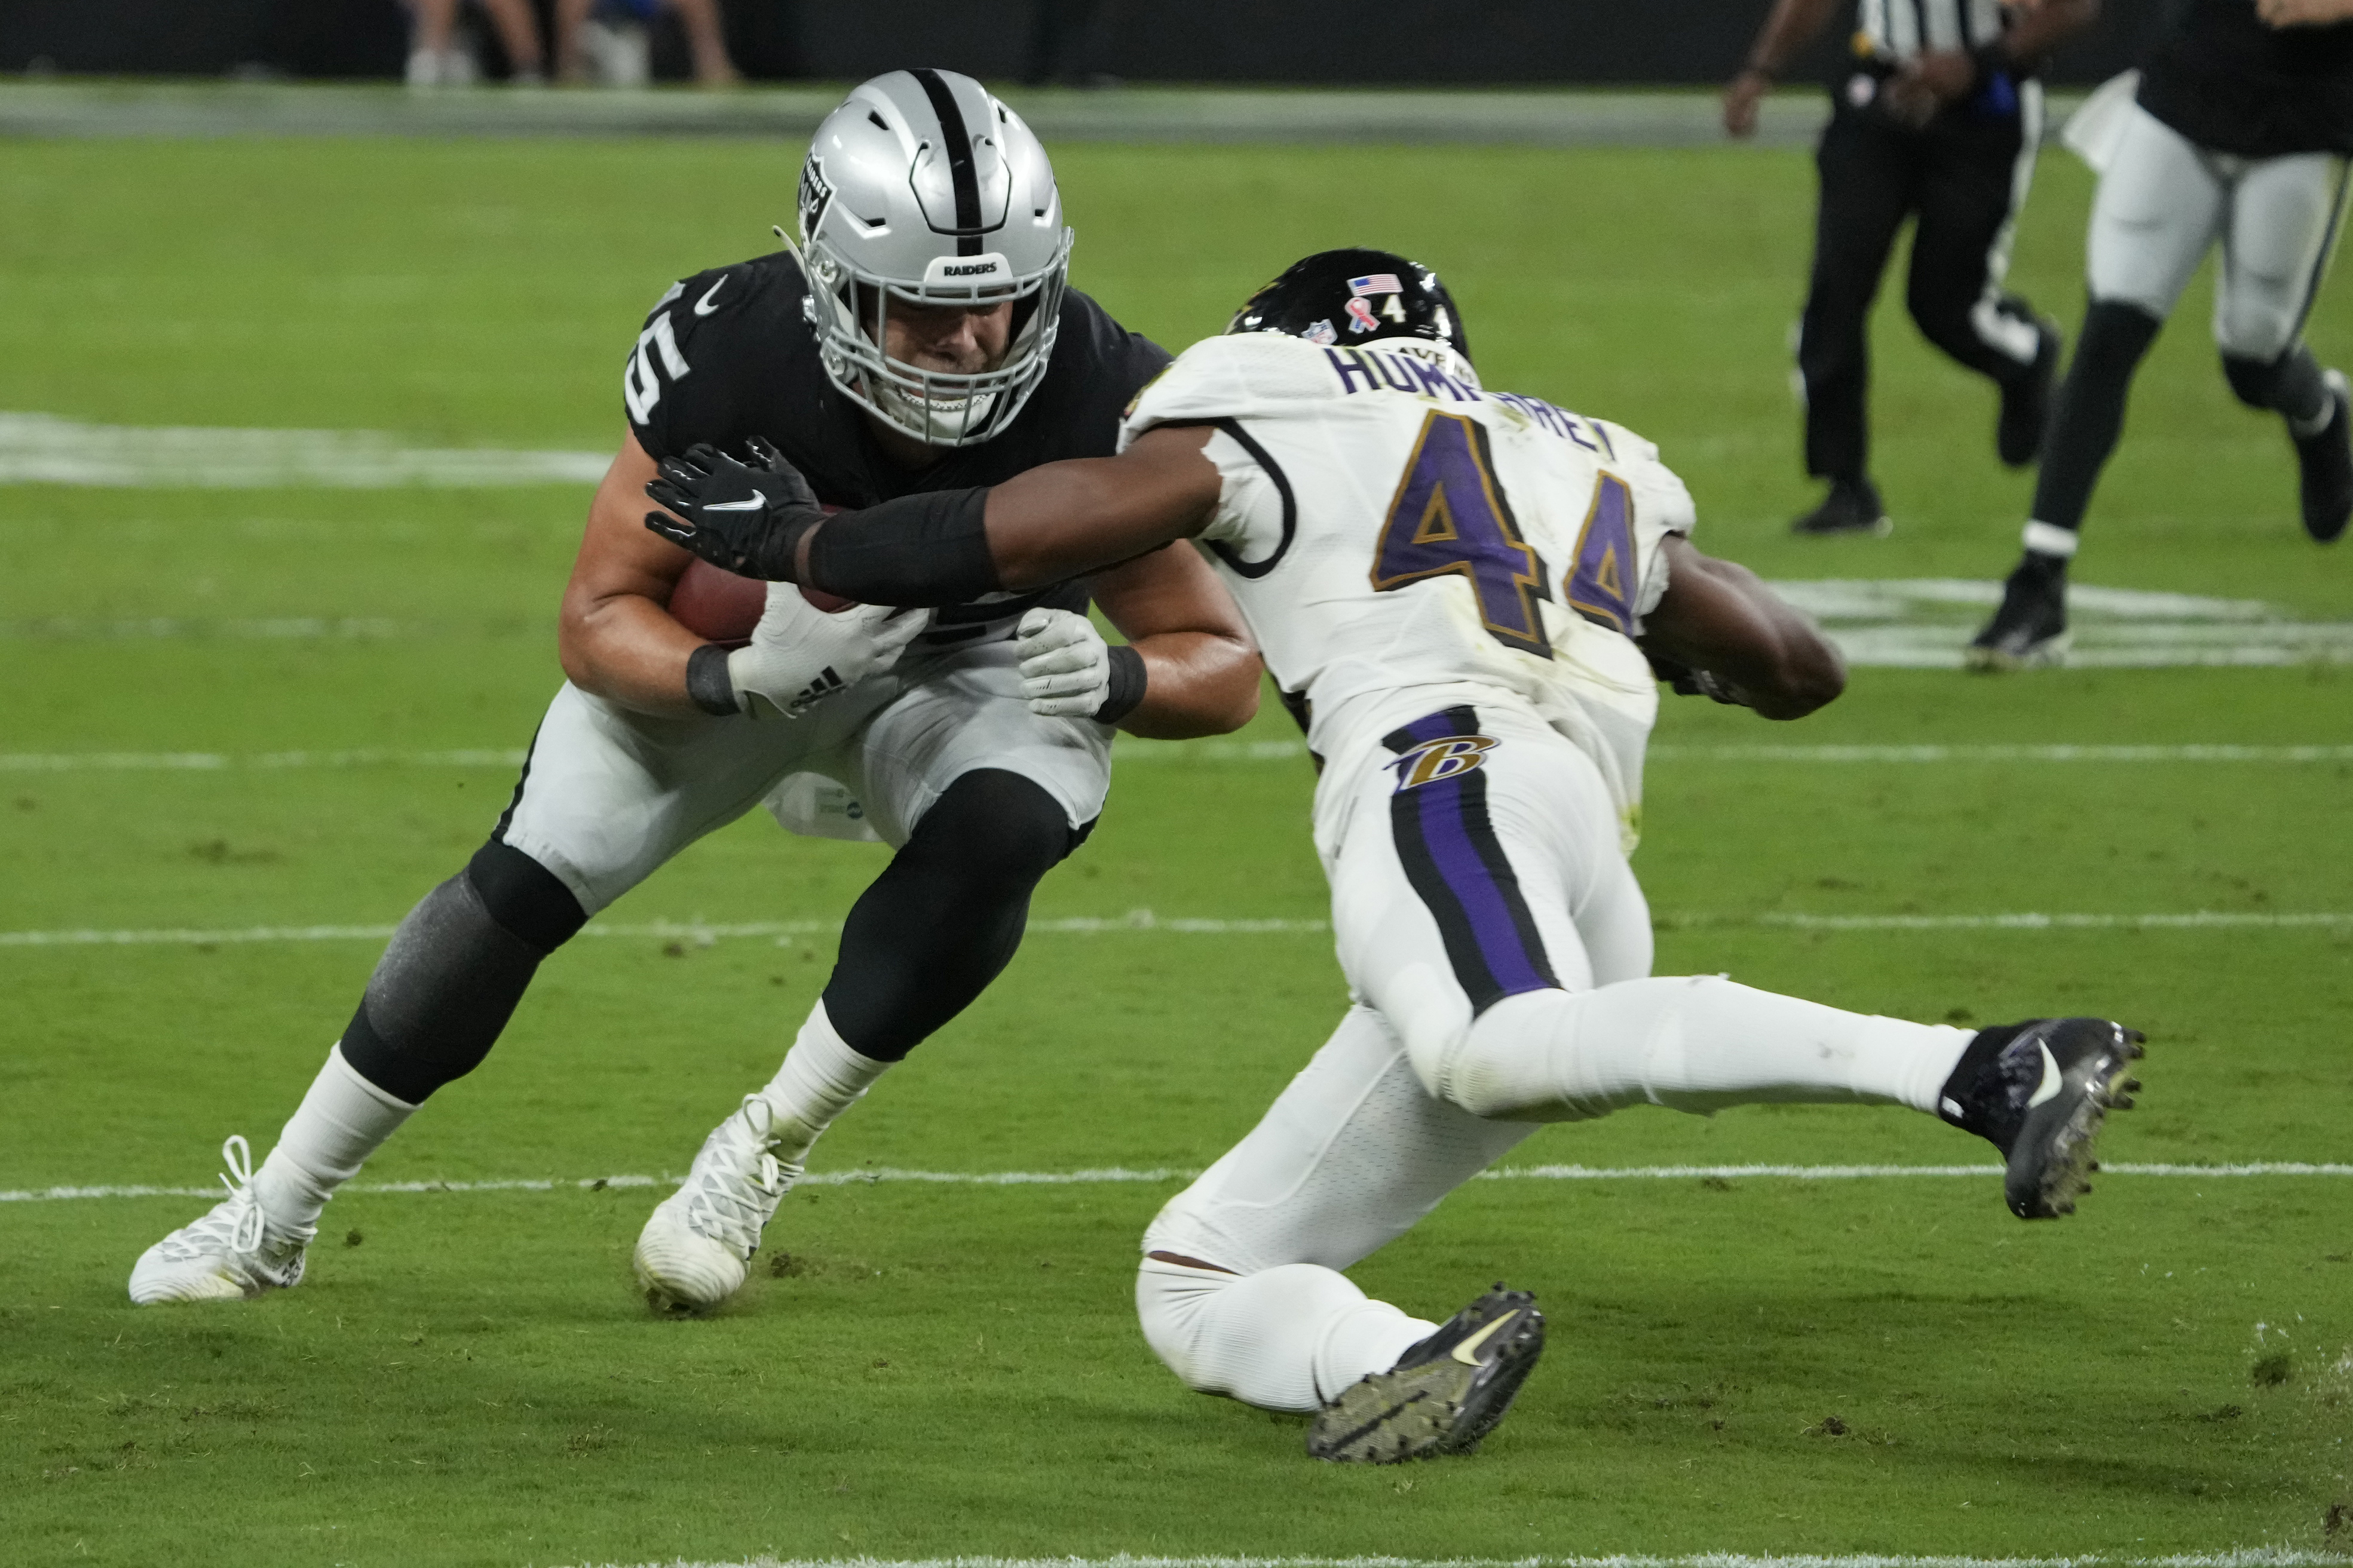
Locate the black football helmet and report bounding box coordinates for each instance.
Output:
[1225,247,1472,366]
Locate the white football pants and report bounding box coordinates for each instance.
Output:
[2089,102,2351,360]
[1139,699,1972,1412]
[501,639,1113,916]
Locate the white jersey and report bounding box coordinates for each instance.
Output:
[1118,332,1695,848]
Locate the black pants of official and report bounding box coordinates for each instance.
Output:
[1799,88,2044,484]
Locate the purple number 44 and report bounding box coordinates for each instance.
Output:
[1371,409,1638,656]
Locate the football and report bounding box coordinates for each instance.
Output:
[664,557,765,645]
[666,561,861,643]
[664,499,856,641]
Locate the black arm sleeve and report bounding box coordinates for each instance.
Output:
[803,486,1002,607]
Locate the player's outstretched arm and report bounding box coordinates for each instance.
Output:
[1638,535,1846,720]
[646,426,1225,606]
[562,429,725,717]
[1087,542,1262,741]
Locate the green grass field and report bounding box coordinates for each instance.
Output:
[2,125,2351,1568]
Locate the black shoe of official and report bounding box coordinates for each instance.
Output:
[1791,478,1891,537]
[1938,1018,2144,1220]
[1998,317,2063,468]
[2293,368,2352,544]
[1965,555,2069,671]
[1306,1286,1544,1463]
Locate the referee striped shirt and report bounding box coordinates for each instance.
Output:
[1859,0,2006,60]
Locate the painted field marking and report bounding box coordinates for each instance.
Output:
[0,410,605,487]
[6,910,2351,950]
[1123,741,2353,765]
[10,1161,2348,1205]
[0,748,529,772]
[541,1556,2353,1568]
[26,741,2353,771]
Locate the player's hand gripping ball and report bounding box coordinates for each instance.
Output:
[645,436,828,582]
[728,586,927,719]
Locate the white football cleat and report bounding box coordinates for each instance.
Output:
[128,1136,311,1305]
[633,1096,791,1312]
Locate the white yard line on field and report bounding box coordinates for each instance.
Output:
[0,748,528,771]
[555,1550,2353,1568]
[9,1161,2347,1205]
[5,910,2350,949]
[0,410,606,487]
[15,742,2353,772]
[0,915,1334,948]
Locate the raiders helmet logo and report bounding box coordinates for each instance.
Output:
[798,158,836,238]
[1392,734,1499,790]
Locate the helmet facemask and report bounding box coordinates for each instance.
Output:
[793,232,1071,447]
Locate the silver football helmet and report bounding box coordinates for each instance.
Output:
[790,69,1073,448]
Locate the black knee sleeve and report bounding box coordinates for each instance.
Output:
[2222,344,2326,419]
[2028,299,2163,534]
[336,841,586,1104]
[820,769,1079,1061]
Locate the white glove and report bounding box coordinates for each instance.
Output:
[728,584,926,718]
[1015,607,1113,719]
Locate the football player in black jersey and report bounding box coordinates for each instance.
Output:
[1970,0,2353,667]
[128,70,1261,1312]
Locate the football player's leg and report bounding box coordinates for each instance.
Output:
[1333,708,1973,1127]
[2035,109,2225,539]
[2214,154,2353,541]
[134,685,810,1304]
[1137,1005,1536,1413]
[1796,103,1913,509]
[638,649,1109,1307]
[1340,707,2142,1217]
[1902,88,2058,465]
[1969,107,2228,668]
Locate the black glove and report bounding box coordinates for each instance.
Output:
[644,437,823,581]
[1644,649,1750,708]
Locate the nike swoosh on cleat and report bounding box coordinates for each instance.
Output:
[704,491,766,512]
[694,278,728,316]
[1450,1310,1519,1366]
[2027,1042,2064,1109]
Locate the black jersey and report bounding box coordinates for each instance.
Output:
[2138,0,2353,158]
[624,253,1171,632]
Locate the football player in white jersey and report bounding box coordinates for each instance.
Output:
[646,248,2147,1464]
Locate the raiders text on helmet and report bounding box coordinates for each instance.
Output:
[1226,248,1476,387]
[792,69,1073,447]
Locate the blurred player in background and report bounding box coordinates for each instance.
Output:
[648,248,2146,1463]
[1726,0,2099,535]
[1969,0,2353,668]
[128,70,1258,1313]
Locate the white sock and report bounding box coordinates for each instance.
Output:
[2021,520,2080,559]
[2291,393,2336,438]
[1442,975,1974,1124]
[753,1001,891,1176]
[251,1045,418,1240]
[1136,1257,1435,1413]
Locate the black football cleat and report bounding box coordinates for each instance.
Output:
[1306,1286,1543,1463]
[1791,478,1892,537]
[1938,1018,2145,1220]
[2293,368,2352,544]
[1965,556,2070,671]
[1998,317,2063,468]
